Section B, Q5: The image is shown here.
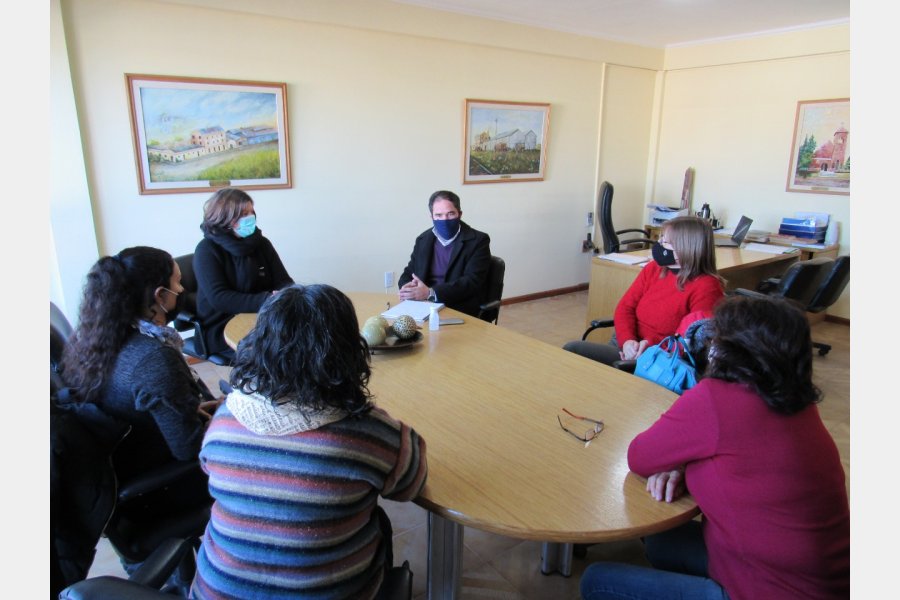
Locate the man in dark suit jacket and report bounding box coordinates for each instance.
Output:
[398,190,492,317]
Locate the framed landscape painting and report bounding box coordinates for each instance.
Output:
[463,99,550,184]
[785,98,850,196]
[126,74,291,194]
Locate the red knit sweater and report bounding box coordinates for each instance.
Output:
[628,379,850,600]
[613,262,723,346]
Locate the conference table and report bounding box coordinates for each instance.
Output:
[586,246,800,342]
[224,293,699,600]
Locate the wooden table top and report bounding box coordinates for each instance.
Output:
[224,292,699,543]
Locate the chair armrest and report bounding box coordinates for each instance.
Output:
[611,359,636,373]
[733,288,767,299]
[127,537,193,588]
[172,310,197,333]
[616,228,651,237]
[117,460,202,504]
[479,299,501,313]
[59,539,193,600]
[581,318,614,341]
[755,278,780,294]
[59,577,177,600]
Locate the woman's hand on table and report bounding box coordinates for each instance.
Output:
[646,469,685,503]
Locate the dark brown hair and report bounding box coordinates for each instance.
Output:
[705,295,822,415]
[62,246,175,402]
[201,187,254,234]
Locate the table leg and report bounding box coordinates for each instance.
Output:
[427,513,464,599]
[540,542,574,577]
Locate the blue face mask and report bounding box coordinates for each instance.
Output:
[234,214,257,238]
[433,218,460,240]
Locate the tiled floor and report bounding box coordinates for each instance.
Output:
[88,291,851,599]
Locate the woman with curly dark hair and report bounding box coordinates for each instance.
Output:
[580,295,849,600]
[61,246,219,504]
[192,284,428,600]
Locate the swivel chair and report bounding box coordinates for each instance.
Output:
[51,318,211,597]
[734,256,844,357]
[172,253,233,366]
[740,256,834,308]
[477,255,506,324]
[597,181,654,254]
[805,255,850,356]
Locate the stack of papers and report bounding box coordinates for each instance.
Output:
[599,253,650,265]
[382,300,443,323]
[742,243,799,255]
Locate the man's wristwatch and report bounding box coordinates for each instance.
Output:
[427,288,437,302]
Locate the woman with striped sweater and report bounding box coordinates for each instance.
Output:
[191,284,428,599]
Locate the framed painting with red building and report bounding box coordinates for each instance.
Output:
[126,74,291,194]
[785,98,850,196]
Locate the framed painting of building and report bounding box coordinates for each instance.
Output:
[126,74,291,194]
[463,99,550,184]
[785,98,850,196]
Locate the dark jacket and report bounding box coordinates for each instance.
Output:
[194,226,294,355]
[50,391,129,595]
[398,221,491,317]
[97,332,210,482]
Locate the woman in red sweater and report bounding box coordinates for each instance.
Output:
[580,295,850,600]
[564,216,724,365]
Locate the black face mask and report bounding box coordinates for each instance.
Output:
[160,288,184,323]
[651,242,678,267]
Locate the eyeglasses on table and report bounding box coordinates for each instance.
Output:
[557,407,604,444]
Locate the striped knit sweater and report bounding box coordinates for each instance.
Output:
[191,392,427,600]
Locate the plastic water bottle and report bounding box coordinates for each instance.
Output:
[429,306,440,331]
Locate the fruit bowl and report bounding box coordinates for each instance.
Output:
[368,331,423,353]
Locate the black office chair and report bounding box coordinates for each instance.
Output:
[477,255,506,325]
[805,255,850,356]
[597,181,654,254]
[172,253,233,366]
[736,256,834,308]
[51,314,211,597]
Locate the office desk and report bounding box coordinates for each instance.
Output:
[645,224,839,261]
[225,293,699,600]
[586,248,798,341]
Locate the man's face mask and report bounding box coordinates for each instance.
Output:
[433,218,460,240]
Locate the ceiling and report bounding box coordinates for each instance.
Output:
[389,0,850,48]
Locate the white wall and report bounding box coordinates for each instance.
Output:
[55,0,661,315]
[52,0,851,319]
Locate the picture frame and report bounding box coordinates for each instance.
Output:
[785,98,850,196]
[463,99,550,184]
[126,74,291,194]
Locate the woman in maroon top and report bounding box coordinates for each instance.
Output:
[580,295,850,600]
[564,216,724,366]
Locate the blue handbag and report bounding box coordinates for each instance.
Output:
[633,335,698,394]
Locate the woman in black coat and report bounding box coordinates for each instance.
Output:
[193,187,294,358]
